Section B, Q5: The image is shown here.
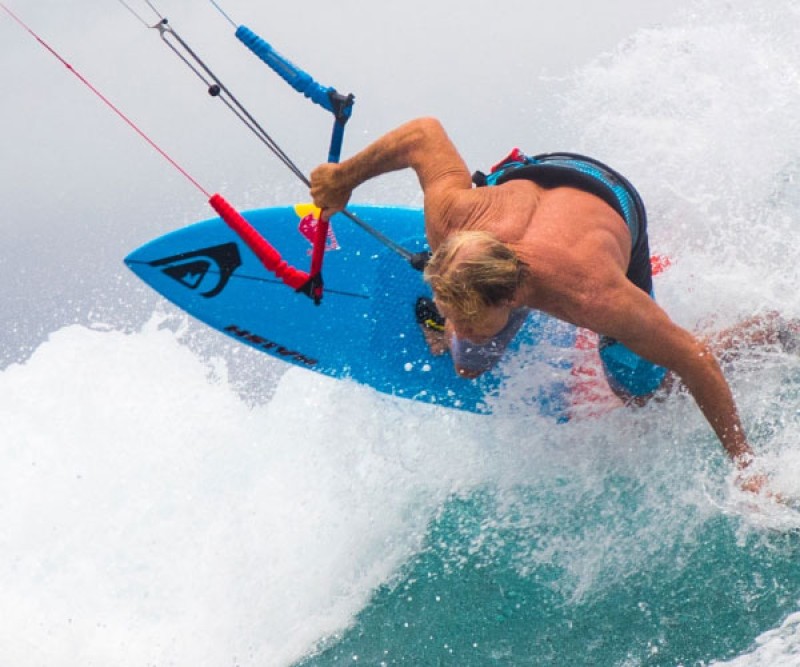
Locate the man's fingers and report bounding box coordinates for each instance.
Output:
[309,165,350,214]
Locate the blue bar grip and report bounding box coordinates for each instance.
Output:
[235,25,335,114]
[328,121,345,164]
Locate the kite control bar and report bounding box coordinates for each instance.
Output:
[235,25,354,164]
[231,23,356,298]
[141,3,421,302]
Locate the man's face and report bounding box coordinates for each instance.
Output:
[435,299,511,344]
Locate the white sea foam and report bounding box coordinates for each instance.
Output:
[1,317,663,663]
[0,320,494,665]
[712,612,800,667]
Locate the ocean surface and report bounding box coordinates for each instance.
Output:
[3,0,800,665]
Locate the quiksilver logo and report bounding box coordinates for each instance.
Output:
[149,243,241,298]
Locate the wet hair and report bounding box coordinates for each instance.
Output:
[424,230,529,322]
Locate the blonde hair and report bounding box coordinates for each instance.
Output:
[424,230,528,322]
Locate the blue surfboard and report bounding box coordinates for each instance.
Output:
[124,203,586,418]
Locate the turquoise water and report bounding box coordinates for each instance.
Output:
[4,0,800,665]
[300,490,800,665]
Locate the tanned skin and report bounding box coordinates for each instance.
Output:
[310,117,761,488]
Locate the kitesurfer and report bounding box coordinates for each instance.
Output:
[310,117,788,491]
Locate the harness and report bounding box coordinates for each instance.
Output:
[475,149,644,227]
[472,148,653,295]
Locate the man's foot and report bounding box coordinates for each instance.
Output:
[415,297,448,355]
[777,316,800,354]
[705,312,800,362]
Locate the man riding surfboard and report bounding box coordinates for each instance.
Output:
[310,117,789,493]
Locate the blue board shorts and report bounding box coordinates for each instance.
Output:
[455,153,668,398]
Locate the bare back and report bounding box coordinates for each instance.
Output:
[427,173,635,328]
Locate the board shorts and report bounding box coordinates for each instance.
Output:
[453,153,668,397]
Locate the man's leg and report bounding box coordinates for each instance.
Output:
[703,311,800,363]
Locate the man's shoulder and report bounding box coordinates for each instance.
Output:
[426,187,488,237]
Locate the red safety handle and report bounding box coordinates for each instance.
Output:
[309,210,330,280]
[209,193,311,291]
[302,209,328,305]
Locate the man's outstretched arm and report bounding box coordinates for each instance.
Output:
[309,118,474,238]
[601,284,756,470]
